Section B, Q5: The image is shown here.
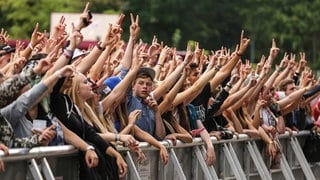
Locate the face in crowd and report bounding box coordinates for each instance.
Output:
[284,82,296,96]
[187,64,200,86]
[68,73,95,102]
[132,75,153,99]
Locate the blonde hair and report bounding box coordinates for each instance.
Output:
[65,72,107,133]
[101,113,116,133]
[86,97,114,134]
[102,101,133,135]
[115,102,129,132]
[102,102,134,135]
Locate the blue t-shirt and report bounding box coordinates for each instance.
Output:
[186,104,198,130]
[127,92,156,138]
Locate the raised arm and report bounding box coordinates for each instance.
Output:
[20,23,46,59]
[101,46,144,113]
[219,74,254,113]
[273,54,295,88]
[152,45,192,101]
[209,30,250,91]
[41,2,92,77]
[158,68,187,114]
[0,55,54,108]
[265,38,280,66]
[229,61,243,94]
[173,62,219,106]
[121,13,139,70]
[154,46,171,81]
[265,68,282,92]
[77,23,121,74]
[88,40,115,82]
[43,24,82,78]
[277,86,308,109]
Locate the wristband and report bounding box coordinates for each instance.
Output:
[115,134,120,141]
[276,68,282,73]
[214,65,221,71]
[96,41,106,51]
[86,145,95,151]
[28,44,34,50]
[63,48,74,59]
[63,52,71,59]
[278,67,285,72]
[64,48,74,55]
[54,70,63,78]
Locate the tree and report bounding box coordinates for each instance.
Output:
[0,0,122,39]
[120,0,243,51]
[0,0,81,38]
[2,0,320,68]
[240,0,320,66]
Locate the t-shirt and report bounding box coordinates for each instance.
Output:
[186,104,198,130]
[191,83,211,121]
[260,108,277,127]
[127,91,156,138]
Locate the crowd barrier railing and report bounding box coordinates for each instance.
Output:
[0,130,319,180]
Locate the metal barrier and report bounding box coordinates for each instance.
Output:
[0,131,319,180]
[0,145,79,180]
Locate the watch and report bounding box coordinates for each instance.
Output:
[96,41,106,51]
[86,145,95,151]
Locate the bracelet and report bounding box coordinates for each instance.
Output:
[28,44,34,50]
[214,66,220,71]
[63,48,74,59]
[115,134,120,141]
[86,145,95,151]
[54,70,63,79]
[236,51,243,57]
[278,66,285,72]
[63,52,71,59]
[268,141,274,145]
[96,41,106,51]
[276,68,282,73]
[64,48,74,55]
[226,83,232,88]
[157,64,164,67]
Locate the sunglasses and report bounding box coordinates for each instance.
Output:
[87,78,97,88]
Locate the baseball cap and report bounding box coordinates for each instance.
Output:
[97,76,122,95]
[0,44,15,57]
[72,48,89,60]
[137,67,155,81]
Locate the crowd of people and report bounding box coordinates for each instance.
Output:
[0,2,320,179]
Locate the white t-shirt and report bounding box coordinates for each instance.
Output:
[260,108,277,127]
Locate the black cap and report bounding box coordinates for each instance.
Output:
[137,67,155,81]
[0,44,15,53]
